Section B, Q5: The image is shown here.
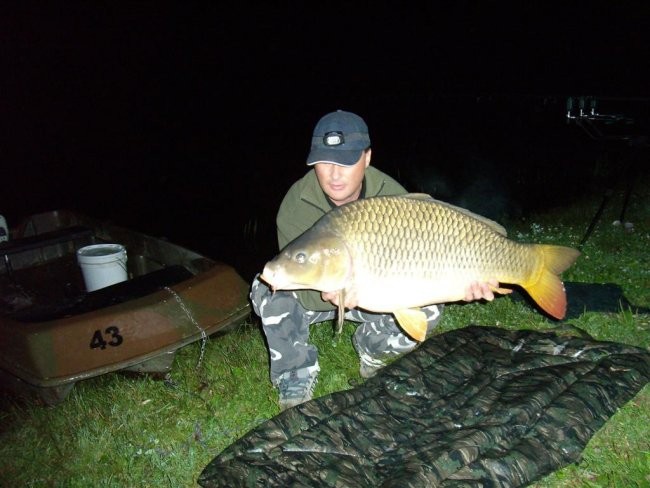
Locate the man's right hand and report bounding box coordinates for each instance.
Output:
[321,289,359,309]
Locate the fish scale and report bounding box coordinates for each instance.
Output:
[261,193,580,341]
[337,197,511,282]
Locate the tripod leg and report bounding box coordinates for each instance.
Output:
[617,179,634,231]
[579,189,612,250]
[614,144,642,232]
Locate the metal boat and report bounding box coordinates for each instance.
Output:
[0,210,251,404]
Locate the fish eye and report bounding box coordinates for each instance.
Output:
[295,252,306,264]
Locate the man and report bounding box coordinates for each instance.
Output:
[251,110,497,410]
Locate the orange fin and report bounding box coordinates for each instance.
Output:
[523,245,580,319]
[393,308,428,342]
[490,286,513,295]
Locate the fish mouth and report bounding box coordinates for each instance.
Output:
[260,265,278,291]
[260,265,293,291]
[260,265,314,292]
[259,275,275,291]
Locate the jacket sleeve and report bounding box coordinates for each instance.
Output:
[277,214,307,251]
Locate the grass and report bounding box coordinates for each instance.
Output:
[1,180,649,487]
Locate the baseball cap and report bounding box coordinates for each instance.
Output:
[306,110,371,166]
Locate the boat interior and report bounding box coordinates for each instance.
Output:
[0,211,210,323]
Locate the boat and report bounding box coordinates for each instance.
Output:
[0,210,252,404]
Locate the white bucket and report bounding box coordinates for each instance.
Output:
[77,244,128,292]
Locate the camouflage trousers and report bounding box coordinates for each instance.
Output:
[250,275,443,383]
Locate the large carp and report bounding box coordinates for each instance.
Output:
[261,194,580,341]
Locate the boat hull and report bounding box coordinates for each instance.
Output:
[0,211,251,404]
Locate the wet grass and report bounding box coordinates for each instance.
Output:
[1,180,649,487]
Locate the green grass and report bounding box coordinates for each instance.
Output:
[1,181,649,487]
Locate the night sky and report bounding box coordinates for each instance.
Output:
[4,3,649,279]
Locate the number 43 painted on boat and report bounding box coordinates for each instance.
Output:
[90,326,124,350]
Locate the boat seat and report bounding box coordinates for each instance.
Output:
[0,226,94,257]
[11,265,194,322]
[1,226,95,280]
[0,225,93,266]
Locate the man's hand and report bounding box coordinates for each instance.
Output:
[322,289,358,309]
[464,279,511,301]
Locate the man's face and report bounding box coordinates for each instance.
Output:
[314,149,371,206]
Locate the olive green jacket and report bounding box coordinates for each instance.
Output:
[276,166,407,311]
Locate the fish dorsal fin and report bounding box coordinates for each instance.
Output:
[401,193,507,237]
[401,193,435,201]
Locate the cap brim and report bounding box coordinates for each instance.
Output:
[306,148,363,167]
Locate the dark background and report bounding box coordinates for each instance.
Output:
[3,2,649,281]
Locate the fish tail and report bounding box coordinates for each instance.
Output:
[522,244,580,319]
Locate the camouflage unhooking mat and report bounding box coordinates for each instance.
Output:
[199,326,650,487]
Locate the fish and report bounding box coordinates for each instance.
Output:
[261,193,580,342]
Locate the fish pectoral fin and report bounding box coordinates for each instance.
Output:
[393,308,428,342]
[490,285,513,295]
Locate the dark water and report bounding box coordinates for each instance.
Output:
[5,5,648,282]
[7,96,646,284]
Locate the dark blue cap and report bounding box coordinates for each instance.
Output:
[306,110,371,167]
